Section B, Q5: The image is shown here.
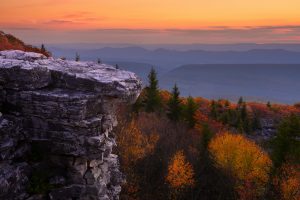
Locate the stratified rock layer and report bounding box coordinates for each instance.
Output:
[0,50,142,200]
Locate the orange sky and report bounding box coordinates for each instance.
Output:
[1,0,300,43]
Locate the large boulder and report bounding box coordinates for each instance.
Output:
[0,50,142,200]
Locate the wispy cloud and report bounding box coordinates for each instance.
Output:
[3,25,300,44]
[44,20,84,25]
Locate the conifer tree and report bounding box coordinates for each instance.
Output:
[236,100,250,134]
[41,44,46,53]
[240,103,248,121]
[184,96,198,128]
[251,113,261,131]
[75,52,80,61]
[97,58,102,64]
[272,114,300,168]
[210,100,218,119]
[201,123,213,151]
[238,96,244,106]
[167,84,182,121]
[144,68,161,112]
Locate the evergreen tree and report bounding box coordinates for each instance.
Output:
[251,113,261,131]
[272,114,300,168]
[220,111,230,124]
[201,123,214,152]
[167,84,182,121]
[242,103,251,133]
[240,103,247,121]
[97,58,102,64]
[41,44,46,53]
[184,96,198,128]
[144,68,161,112]
[210,100,218,119]
[75,52,80,61]
[236,100,250,134]
[237,96,244,108]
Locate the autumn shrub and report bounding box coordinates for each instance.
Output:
[209,132,272,199]
[166,150,195,189]
[116,118,159,169]
[273,164,300,200]
[166,150,195,199]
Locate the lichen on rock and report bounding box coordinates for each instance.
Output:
[0,50,142,200]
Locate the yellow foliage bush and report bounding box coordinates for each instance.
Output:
[209,132,272,198]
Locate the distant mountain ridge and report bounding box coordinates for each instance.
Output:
[49,46,300,71]
[45,43,300,52]
[160,64,300,104]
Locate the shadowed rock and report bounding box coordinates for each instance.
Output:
[0,50,142,200]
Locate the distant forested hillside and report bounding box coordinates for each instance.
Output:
[160,64,300,104]
[116,69,300,200]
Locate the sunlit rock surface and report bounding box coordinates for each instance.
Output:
[0,50,142,200]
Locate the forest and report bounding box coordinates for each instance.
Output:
[115,69,300,200]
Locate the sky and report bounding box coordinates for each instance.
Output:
[1,0,300,44]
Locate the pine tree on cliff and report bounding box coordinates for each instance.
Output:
[184,96,198,128]
[144,68,161,112]
[75,52,80,62]
[41,44,46,53]
[167,84,182,121]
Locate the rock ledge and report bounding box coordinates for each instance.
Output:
[0,50,142,200]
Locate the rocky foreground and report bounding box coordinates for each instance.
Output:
[0,50,142,200]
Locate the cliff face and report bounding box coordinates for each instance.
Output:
[0,50,142,200]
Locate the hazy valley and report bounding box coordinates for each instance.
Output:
[48,45,300,104]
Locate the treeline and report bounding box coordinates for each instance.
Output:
[210,97,261,134]
[115,68,300,200]
[133,68,199,128]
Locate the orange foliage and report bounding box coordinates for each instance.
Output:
[117,119,159,168]
[159,90,171,103]
[248,102,300,120]
[166,150,195,189]
[209,133,272,198]
[0,31,51,57]
[194,110,226,133]
[274,164,300,200]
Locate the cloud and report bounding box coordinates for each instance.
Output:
[76,25,300,39]
[3,25,300,44]
[45,20,74,24]
[1,26,38,31]
[60,12,106,23]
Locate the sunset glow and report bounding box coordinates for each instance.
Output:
[1,0,300,43]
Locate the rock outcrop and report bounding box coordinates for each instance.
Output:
[0,50,142,200]
[0,31,51,57]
